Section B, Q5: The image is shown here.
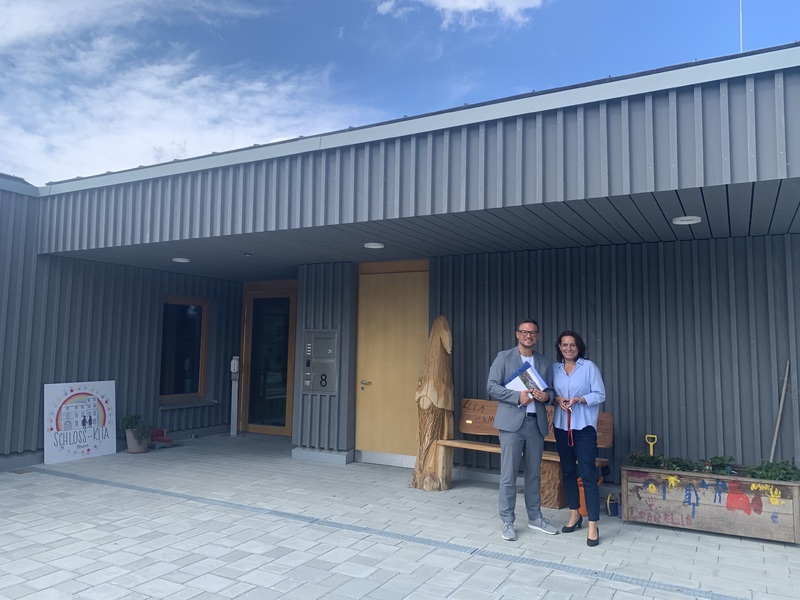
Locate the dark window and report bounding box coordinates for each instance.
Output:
[247,297,291,427]
[159,297,209,403]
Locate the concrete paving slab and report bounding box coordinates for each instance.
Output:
[2,433,798,600]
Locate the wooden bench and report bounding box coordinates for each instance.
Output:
[436,399,613,509]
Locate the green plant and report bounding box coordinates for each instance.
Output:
[748,460,800,482]
[119,414,151,445]
[707,455,736,475]
[624,452,800,482]
[624,452,702,472]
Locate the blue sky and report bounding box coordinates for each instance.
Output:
[1,0,798,186]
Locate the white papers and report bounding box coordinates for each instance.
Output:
[503,360,546,393]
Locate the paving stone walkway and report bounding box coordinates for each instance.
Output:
[1,434,797,599]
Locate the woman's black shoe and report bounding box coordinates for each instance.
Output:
[587,528,600,547]
[561,515,583,533]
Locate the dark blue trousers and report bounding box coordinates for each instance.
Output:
[554,425,600,522]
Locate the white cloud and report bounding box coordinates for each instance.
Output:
[377,0,547,27]
[0,0,551,186]
[0,0,266,49]
[1,51,381,185]
[1,0,153,50]
[376,0,416,18]
[0,0,383,185]
[376,0,396,15]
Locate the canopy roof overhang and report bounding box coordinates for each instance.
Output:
[48,178,800,281]
[6,43,800,281]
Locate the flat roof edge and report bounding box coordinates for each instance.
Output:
[39,43,800,196]
[0,177,41,197]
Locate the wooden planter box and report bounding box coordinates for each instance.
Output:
[621,466,800,543]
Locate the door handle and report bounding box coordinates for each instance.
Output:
[360,380,372,385]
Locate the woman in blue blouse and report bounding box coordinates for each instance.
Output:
[552,330,606,547]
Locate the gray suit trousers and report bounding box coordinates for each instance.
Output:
[498,414,545,524]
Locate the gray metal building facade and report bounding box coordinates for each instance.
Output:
[2,44,799,477]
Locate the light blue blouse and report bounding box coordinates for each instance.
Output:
[552,358,606,431]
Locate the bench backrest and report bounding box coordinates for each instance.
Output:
[459,398,613,448]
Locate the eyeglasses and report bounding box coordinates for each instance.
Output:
[517,330,539,337]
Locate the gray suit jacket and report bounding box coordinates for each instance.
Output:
[487,347,554,437]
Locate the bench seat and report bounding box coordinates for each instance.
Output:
[434,399,613,509]
[439,438,610,467]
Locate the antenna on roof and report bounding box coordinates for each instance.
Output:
[739,0,743,53]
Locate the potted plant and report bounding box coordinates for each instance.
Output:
[621,452,800,543]
[119,414,151,454]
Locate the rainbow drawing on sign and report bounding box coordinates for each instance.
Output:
[54,391,108,431]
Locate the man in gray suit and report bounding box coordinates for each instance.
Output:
[487,319,558,541]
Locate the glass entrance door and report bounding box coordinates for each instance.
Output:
[240,282,297,436]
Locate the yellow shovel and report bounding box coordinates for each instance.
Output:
[645,434,658,456]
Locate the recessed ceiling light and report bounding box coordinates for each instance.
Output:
[172,257,191,263]
[364,242,384,249]
[672,216,702,226]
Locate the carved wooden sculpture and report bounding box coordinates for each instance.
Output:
[410,315,454,491]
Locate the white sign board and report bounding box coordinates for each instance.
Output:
[44,380,117,465]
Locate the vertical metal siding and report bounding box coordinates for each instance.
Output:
[38,68,800,254]
[432,235,800,481]
[294,262,358,451]
[1,192,241,457]
[0,191,39,453]
[785,71,800,177]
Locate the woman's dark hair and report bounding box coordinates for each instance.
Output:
[555,330,587,362]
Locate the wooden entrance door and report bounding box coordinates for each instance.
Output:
[240,281,297,436]
[356,261,429,458]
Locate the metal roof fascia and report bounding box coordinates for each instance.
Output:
[0,177,40,196]
[38,44,800,197]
